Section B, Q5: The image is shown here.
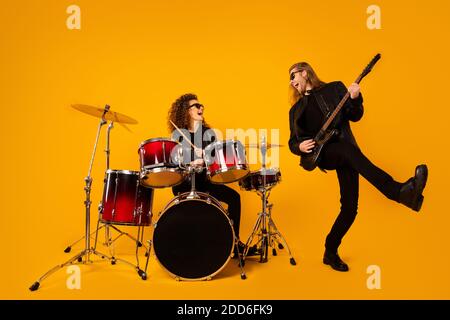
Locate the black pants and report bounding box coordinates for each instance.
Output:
[318,141,402,254]
[172,174,242,238]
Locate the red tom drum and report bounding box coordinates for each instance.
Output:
[138,138,185,188]
[100,170,153,226]
[204,140,249,184]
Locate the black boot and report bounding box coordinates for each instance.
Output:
[398,164,428,212]
[323,250,349,272]
[233,241,259,258]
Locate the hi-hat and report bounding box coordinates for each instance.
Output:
[245,143,284,149]
[71,104,138,124]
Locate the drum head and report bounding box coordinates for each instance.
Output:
[141,169,185,188]
[153,198,234,280]
[209,167,249,184]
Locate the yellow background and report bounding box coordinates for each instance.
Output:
[1,0,449,299]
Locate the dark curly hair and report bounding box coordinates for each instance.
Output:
[167,93,209,133]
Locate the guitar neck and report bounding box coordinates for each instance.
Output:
[319,74,363,133]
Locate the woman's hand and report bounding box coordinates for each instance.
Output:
[190,158,205,167]
[299,139,315,153]
[194,147,203,158]
[348,83,360,99]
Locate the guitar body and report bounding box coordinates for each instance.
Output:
[300,129,338,171]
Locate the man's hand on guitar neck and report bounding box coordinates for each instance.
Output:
[299,139,315,153]
[348,83,361,99]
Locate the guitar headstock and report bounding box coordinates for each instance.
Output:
[360,53,381,81]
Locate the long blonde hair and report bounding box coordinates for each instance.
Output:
[288,62,326,106]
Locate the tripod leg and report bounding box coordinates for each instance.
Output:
[269,218,297,266]
[260,229,269,263]
[104,224,116,264]
[92,249,147,280]
[139,226,150,254]
[29,250,87,291]
[144,240,152,278]
[135,226,143,268]
[258,209,269,263]
[92,220,104,251]
[140,226,145,242]
[64,224,104,253]
[267,205,281,257]
[108,225,148,251]
[268,216,277,256]
[243,213,263,260]
[139,225,145,246]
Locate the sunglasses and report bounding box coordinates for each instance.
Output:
[189,103,204,109]
[290,70,302,81]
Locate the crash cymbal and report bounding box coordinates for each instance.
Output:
[245,143,285,149]
[71,104,138,124]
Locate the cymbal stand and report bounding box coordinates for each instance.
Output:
[64,120,148,254]
[106,120,113,169]
[63,121,114,253]
[30,105,146,291]
[243,135,296,265]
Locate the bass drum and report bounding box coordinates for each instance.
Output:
[153,192,235,280]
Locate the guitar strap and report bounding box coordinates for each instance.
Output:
[315,93,341,132]
[313,94,330,174]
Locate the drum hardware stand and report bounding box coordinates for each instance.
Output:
[243,135,296,265]
[94,118,149,271]
[98,120,148,253]
[105,120,113,169]
[30,105,146,291]
[143,239,153,277]
[64,120,149,254]
[63,222,147,254]
[97,222,147,273]
[186,164,202,199]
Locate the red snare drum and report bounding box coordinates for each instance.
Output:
[239,168,281,191]
[204,140,249,184]
[138,138,185,188]
[100,170,153,226]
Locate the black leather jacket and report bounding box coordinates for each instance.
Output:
[288,81,364,156]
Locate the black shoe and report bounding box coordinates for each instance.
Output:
[323,250,349,272]
[246,244,259,257]
[398,164,428,212]
[233,242,259,258]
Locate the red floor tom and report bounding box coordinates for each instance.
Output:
[100,170,153,226]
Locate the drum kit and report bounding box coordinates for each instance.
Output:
[29,104,295,291]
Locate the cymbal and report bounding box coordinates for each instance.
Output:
[245,143,285,149]
[71,104,138,124]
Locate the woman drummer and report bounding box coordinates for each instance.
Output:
[167,93,257,256]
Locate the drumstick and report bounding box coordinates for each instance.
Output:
[170,120,196,149]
